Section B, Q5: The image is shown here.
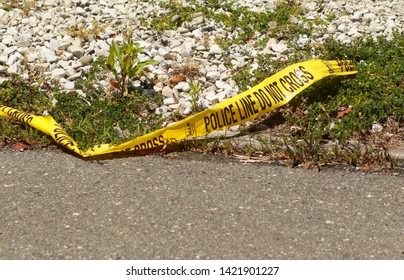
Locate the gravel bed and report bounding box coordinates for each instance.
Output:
[0,0,402,118]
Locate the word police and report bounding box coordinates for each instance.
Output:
[204,66,314,133]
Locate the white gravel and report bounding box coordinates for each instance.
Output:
[0,0,403,117]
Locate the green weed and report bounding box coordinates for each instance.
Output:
[0,55,164,151]
[144,0,195,32]
[144,0,308,51]
[51,59,163,150]
[106,36,156,97]
[184,80,202,113]
[0,74,53,143]
[235,32,403,168]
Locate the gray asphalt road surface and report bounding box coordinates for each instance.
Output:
[0,148,403,259]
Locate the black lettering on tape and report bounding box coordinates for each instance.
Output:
[264,82,284,103]
[299,66,314,80]
[280,77,292,93]
[235,101,246,120]
[289,71,305,87]
[153,137,159,146]
[239,95,256,118]
[186,122,196,137]
[204,116,211,133]
[210,113,218,130]
[204,104,239,134]
[53,127,75,148]
[247,94,259,114]
[135,134,166,150]
[229,104,238,124]
[283,75,300,92]
[294,68,309,83]
[215,111,225,128]
[280,67,314,94]
[146,140,153,149]
[2,107,34,124]
[223,107,232,125]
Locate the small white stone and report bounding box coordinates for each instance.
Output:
[271,42,288,54]
[158,47,169,57]
[91,6,102,15]
[58,42,71,50]
[6,52,22,66]
[163,97,176,105]
[2,35,15,46]
[215,80,227,89]
[205,92,219,104]
[0,52,9,64]
[183,107,192,115]
[174,81,190,92]
[34,63,50,73]
[351,11,363,21]
[348,27,359,36]
[68,71,81,80]
[337,34,351,44]
[327,2,339,10]
[169,103,180,110]
[209,44,222,55]
[51,68,66,81]
[371,123,383,133]
[192,28,203,39]
[41,47,59,63]
[177,27,189,34]
[191,12,204,26]
[162,86,174,97]
[67,45,85,58]
[26,52,39,63]
[43,33,54,41]
[57,60,70,69]
[7,63,19,74]
[155,106,169,115]
[217,91,228,102]
[363,13,376,23]
[206,71,221,81]
[79,55,93,65]
[368,23,386,33]
[63,81,75,91]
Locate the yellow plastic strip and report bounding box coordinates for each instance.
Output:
[0,59,357,157]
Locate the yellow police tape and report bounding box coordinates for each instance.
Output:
[0,59,357,157]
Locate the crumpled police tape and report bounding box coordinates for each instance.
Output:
[0,59,357,157]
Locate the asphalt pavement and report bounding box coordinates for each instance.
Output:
[0,147,403,259]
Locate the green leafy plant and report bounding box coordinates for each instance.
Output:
[50,58,163,150]
[106,37,156,96]
[184,80,202,113]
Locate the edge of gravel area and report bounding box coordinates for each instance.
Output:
[0,0,403,116]
[1,140,403,175]
[229,132,404,164]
